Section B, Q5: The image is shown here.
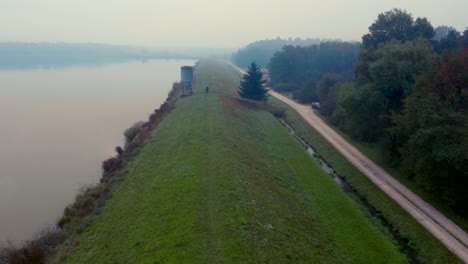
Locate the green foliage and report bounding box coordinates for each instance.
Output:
[231,37,322,68]
[268,41,360,103]
[391,47,468,210]
[268,42,360,84]
[362,9,434,48]
[433,28,468,53]
[335,28,468,210]
[271,82,300,93]
[333,83,386,141]
[292,79,319,103]
[316,73,344,117]
[238,62,268,101]
[123,121,144,145]
[336,38,434,140]
[334,10,467,211]
[366,38,434,111]
[392,95,468,208]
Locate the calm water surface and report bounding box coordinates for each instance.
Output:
[0,59,195,244]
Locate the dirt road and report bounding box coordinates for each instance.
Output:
[268,90,468,262]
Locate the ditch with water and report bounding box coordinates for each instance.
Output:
[278,118,419,263]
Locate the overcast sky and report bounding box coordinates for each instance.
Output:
[1,0,467,48]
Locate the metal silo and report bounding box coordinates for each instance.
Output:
[181,66,193,94]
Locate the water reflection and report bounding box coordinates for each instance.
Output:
[0,59,194,244]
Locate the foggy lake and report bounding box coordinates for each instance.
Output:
[0,59,195,244]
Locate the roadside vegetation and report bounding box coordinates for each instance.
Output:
[38,59,409,263]
[265,8,467,227]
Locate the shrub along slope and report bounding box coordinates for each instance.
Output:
[55,60,405,263]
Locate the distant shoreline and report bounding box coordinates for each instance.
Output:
[0,42,232,70]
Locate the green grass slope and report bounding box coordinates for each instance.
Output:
[59,60,406,263]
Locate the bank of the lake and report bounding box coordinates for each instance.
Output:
[48,60,406,263]
[0,59,194,244]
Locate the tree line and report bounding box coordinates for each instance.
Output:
[268,42,360,102]
[268,9,467,213]
[231,37,324,68]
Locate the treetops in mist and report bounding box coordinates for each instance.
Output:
[231,37,330,68]
[232,8,466,69]
[362,8,467,50]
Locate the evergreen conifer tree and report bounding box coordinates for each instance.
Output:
[238,62,268,100]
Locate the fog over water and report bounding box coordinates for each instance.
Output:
[0,59,195,243]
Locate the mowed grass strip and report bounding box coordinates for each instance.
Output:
[61,60,405,263]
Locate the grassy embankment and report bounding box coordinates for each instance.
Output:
[268,99,462,263]
[53,59,406,263]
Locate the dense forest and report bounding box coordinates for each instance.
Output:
[268,42,360,102]
[231,37,326,68]
[268,9,467,213]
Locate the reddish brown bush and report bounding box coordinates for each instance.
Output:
[102,157,123,175]
[8,241,45,264]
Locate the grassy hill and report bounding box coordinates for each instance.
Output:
[54,60,406,263]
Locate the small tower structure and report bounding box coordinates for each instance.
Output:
[180,66,193,95]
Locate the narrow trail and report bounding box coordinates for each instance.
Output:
[203,93,219,263]
[229,62,468,262]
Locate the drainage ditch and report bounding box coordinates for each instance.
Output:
[278,118,418,263]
